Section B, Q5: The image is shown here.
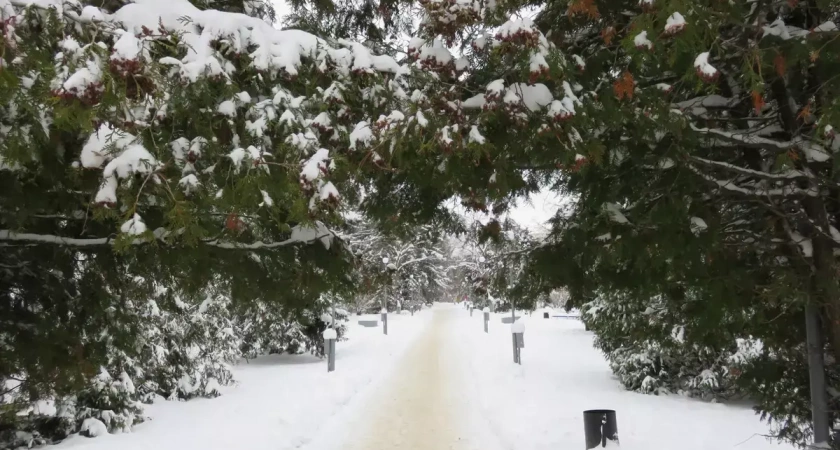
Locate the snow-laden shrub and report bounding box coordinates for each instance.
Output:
[139,293,240,400]
[74,369,143,435]
[584,292,742,400]
[236,300,348,359]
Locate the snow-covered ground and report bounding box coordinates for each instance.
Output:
[59,310,432,450]
[454,308,795,450]
[57,303,796,450]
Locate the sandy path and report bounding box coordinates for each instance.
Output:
[337,307,477,450]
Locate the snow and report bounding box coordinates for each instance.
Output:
[217,100,236,117]
[120,214,147,236]
[604,203,629,224]
[300,148,330,182]
[462,94,487,109]
[789,230,813,257]
[349,122,373,150]
[595,232,612,242]
[452,310,797,450]
[416,111,429,127]
[178,174,200,194]
[111,31,143,61]
[496,18,537,40]
[802,142,830,162]
[55,305,797,450]
[511,319,525,333]
[468,126,485,144]
[529,52,548,73]
[323,328,337,340]
[54,0,403,83]
[814,21,837,32]
[511,83,553,111]
[633,31,652,49]
[690,217,708,235]
[664,12,686,34]
[103,144,158,179]
[80,418,107,438]
[62,59,102,93]
[81,124,136,169]
[694,52,718,79]
[486,79,505,96]
[319,182,339,201]
[58,311,431,448]
[259,190,273,207]
[228,146,265,171]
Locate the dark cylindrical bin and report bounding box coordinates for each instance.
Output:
[543,312,549,318]
[583,409,618,449]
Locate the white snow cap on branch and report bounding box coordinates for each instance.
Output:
[81,123,136,168]
[690,217,708,235]
[603,203,630,224]
[349,122,373,150]
[301,148,330,182]
[319,181,339,201]
[693,52,718,81]
[120,214,147,236]
[259,190,273,207]
[665,12,686,34]
[178,174,200,194]
[469,126,486,144]
[634,31,652,49]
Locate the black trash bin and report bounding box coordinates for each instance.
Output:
[583,409,618,449]
[543,312,550,318]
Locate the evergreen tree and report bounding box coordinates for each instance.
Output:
[0,0,404,442]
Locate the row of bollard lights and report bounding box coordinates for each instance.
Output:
[324,302,620,449]
[469,302,620,449]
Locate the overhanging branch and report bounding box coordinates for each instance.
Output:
[0,224,335,250]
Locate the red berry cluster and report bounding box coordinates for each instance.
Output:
[529,66,550,84]
[51,81,104,106]
[494,27,541,51]
[556,157,587,173]
[419,0,480,40]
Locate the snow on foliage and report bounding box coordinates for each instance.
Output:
[693,52,719,82]
[120,214,147,236]
[603,203,630,224]
[634,31,652,50]
[664,12,686,34]
[689,217,707,235]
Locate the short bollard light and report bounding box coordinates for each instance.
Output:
[511,319,525,364]
[380,307,388,335]
[323,328,337,373]
[583,409,619,449]
[483,307,490,333]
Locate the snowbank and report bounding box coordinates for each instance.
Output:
[58,311,432,450]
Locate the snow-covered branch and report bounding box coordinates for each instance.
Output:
[688,165,818,198]
[690,125,814,152]
[690,156,808,180]
[0,224,334,249]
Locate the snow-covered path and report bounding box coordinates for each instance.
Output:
[58,303,796,450]
[308,306,502,450]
